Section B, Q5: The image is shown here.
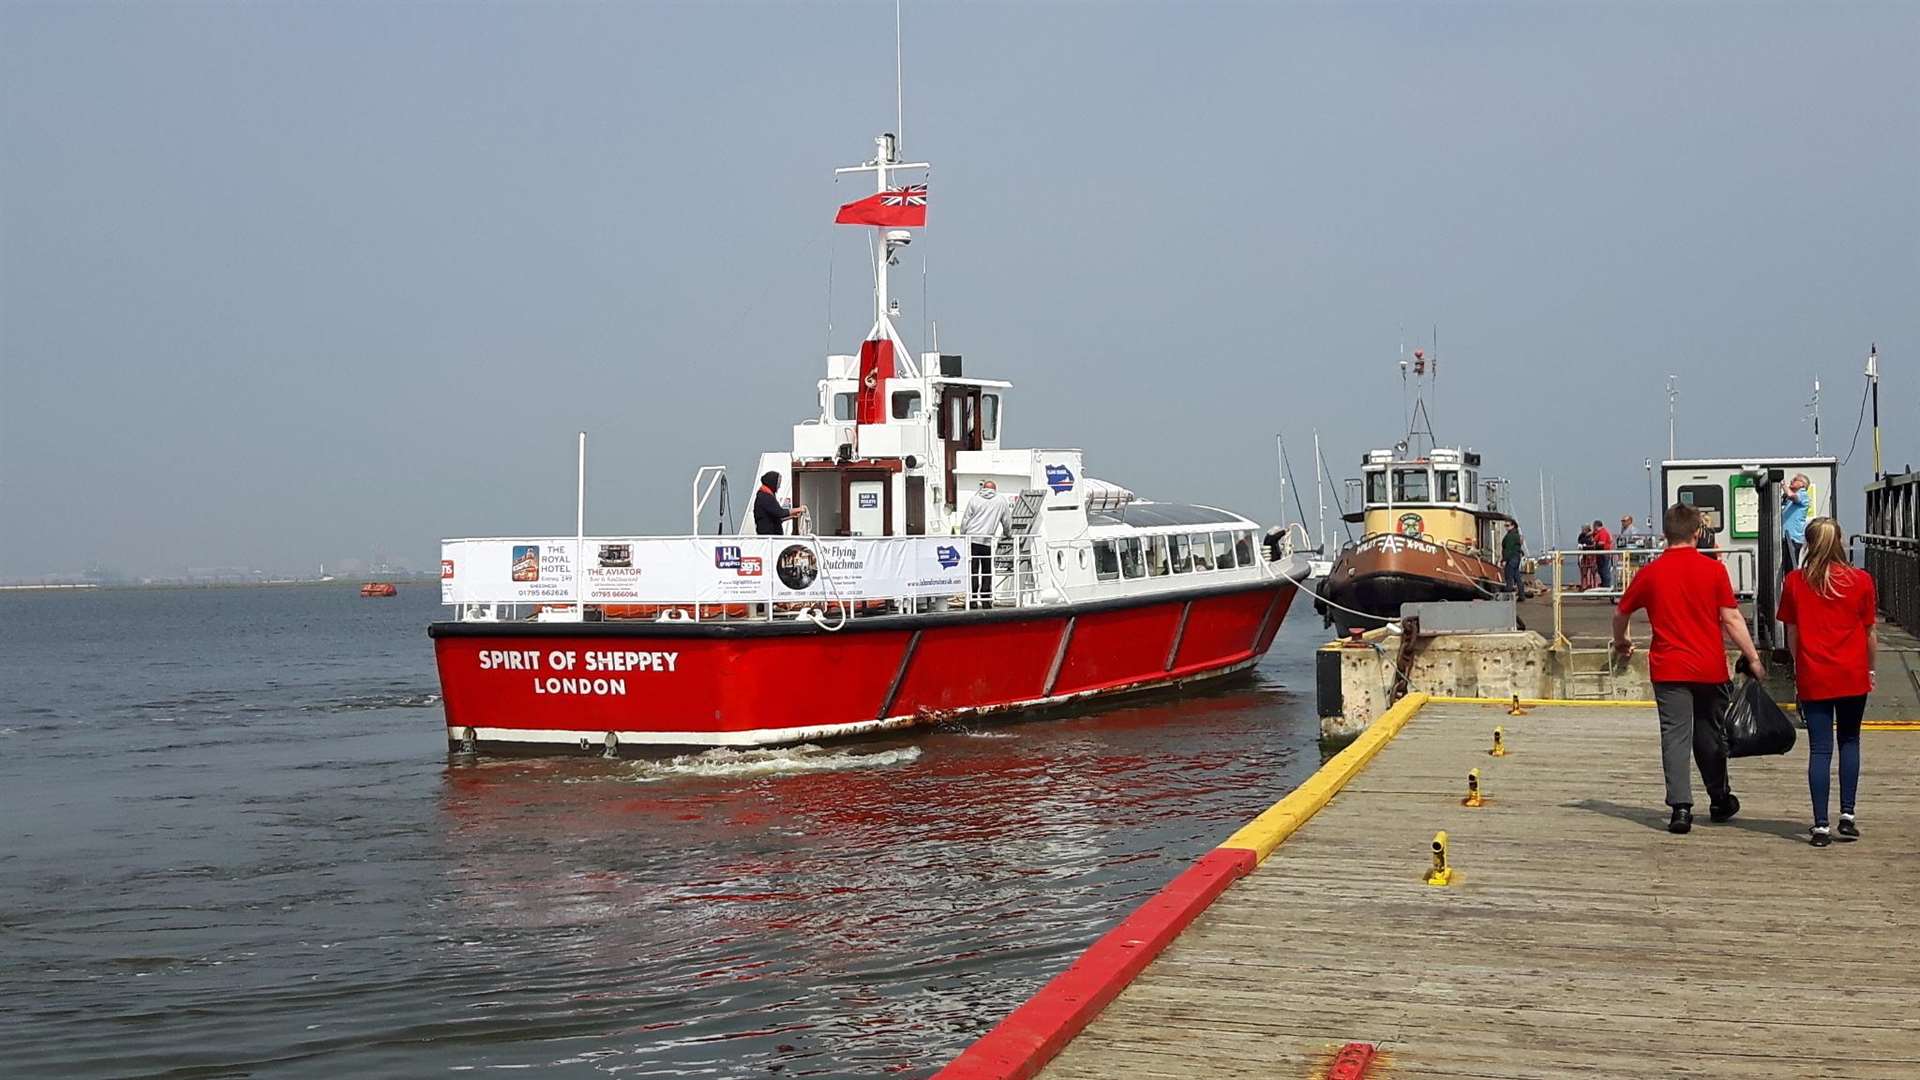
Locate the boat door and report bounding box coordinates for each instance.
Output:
[938,386,984,507]
[849,479,886,536]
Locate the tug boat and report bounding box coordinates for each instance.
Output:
[1315,358,1519,634]
[428,127,1309,754]
[360,582,398,598]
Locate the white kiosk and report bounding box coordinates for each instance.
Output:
[1661,456,1838,596]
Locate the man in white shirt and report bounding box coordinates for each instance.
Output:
[959,480,1013,605]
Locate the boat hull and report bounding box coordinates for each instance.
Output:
[430,579,1296,752]
[1316,533,1506,634]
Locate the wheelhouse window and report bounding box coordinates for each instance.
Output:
[1119,537,1145,579]
[1436,469,1461,503]
[1466,470,1480,504]
[832,392,857,421]
[1147,535,1171,577]
[1093,540,1120,581]
[1365,471,1389,504]
[1235,532,1255,565]
[1190,533,1216,571]
[981,394,1000,441]
[1212,531,1237,569]
[1393,468,1430,502]
[891,390,922,419]
[1169,534,1193,573]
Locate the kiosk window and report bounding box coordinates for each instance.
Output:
[1678,484,1725,531]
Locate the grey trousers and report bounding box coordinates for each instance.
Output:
[1653,681,1732,808]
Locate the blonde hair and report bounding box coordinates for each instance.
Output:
[1800,517,1851,598]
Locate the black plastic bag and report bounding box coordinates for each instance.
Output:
[1721,677,1797,758]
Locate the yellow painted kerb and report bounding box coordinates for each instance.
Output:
[1218,692,1430,864]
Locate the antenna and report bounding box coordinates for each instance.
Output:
[895,0,904,146]
[1665,374,1679,459]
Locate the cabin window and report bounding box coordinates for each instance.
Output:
[1436,469,1461,503]
[1119,537,1145,579]
[1235,532,1255,565]
[1212,531,1237,569]
[1190,533,1216,571]
[891,390,922,419]
[1147,535,1171,576]
[1393,468,1430,502]
[832,392,857,421]
[1466,470,1480,504]
[1169,534,1193,573]
[1094,540,1120,581]
[1365,472,1389,504]
[981,394,1000,441]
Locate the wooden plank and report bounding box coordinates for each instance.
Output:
[1038,704,1920,1078]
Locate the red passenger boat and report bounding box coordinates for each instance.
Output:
[429,125,1309,754]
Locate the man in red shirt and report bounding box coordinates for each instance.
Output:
[1591,519,1615,589]
[1612,503,1766,834]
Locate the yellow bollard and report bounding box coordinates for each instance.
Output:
[1507,694,1529,716]
[1490,726,1508,757]
[1462,768,1484,807]
[1424,831,1456,886]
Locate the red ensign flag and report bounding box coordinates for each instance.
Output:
[834,184,928,227]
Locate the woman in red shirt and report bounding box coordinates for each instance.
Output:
[1778,517,1879,847]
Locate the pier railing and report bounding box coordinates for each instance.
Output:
[1539,547,1757,644]
[1864,469,1919,637]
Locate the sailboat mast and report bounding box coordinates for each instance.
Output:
[1314,429,1327,555]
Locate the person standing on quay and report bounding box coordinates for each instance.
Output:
[1779,517,1878,848]
[1612,503,1767,834]
[1502,525,1525,598]
[1591,518,1615,589]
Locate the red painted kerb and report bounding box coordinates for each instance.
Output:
[933,846,1257,1080]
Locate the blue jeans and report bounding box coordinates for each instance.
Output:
[1803,695,1866,826]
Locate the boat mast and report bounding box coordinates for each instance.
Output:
[1314,429,1327,555]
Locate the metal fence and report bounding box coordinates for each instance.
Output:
[1864,469,1920,637]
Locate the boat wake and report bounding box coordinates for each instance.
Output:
[607,743,923,782]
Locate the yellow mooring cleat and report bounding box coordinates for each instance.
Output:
[1424,831,1456,886]
[1490,726,1508,757]
[1507,694,1530,716]
[1462,768,1484,807]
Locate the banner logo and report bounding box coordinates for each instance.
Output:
[511,545,540,582]
[441,560,455,580]
[1045,464,1076,493]
[936,544,961,569]
[738,556,763,577]
[598,544,632,568]
[714,545,743,570]
[776,544,818,590]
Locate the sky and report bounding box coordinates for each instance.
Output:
[3,1,1916,579]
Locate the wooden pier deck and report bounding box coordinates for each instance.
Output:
[1035,700,1920,1079]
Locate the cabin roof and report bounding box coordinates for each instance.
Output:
[1089,502,1251,529]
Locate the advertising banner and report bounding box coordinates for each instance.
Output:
[442,536,971,606]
